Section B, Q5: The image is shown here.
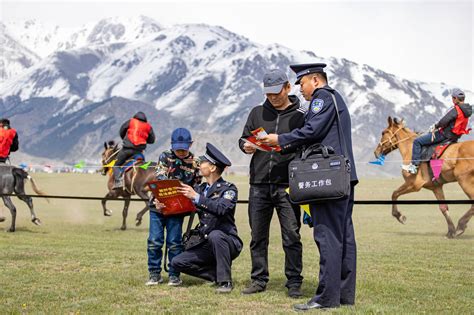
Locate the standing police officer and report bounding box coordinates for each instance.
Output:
[261,63,358,310]
[172,143,243,294]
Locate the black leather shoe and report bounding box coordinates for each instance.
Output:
[241,282,266,294]
[293,301,327,311]
[288,286,303,298]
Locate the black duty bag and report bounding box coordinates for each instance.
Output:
[182,212,206,250]
[288,144,350,204]
[288,92,351,204]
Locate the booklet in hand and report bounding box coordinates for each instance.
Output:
[147,179,196,216]
[241,127,281,152]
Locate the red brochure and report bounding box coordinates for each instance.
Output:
[147,180,196,216]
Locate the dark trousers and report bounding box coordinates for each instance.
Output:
[171,230,242,283]
[411,130,447,165]
[309,186,356,308]
[248,184,303,288]
[113,148,141,180]
[115,148,141,167]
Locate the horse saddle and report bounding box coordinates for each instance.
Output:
[420,139,456,162]
[121,153,145,173]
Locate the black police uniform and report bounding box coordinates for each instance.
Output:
[171,143,243,285]
[279,63,358,308]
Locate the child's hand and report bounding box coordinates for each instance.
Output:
[153,198,166,212]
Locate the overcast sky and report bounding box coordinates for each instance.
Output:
[2,0,473,90]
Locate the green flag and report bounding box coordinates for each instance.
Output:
[139,161,152,170]
[74,160,85,169]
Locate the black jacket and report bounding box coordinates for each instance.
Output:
[238,95,305,185]
[119,112,156,150]
[10,132,19,153]
[278,86,358,184]
[435,103,472,140]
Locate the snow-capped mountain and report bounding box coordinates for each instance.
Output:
[0,22,41,83]
[1,16,472,175]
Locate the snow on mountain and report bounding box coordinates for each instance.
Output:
[0,22,41,83]
[4,16,162,58]
[1,17,473,176]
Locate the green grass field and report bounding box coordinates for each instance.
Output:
[1,174,473,314]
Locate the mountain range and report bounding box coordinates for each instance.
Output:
[1,16,472,176]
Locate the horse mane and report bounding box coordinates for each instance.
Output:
[392,117,418,136]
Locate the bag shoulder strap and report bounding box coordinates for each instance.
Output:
[328,91,350,159]
[184,212,196,236]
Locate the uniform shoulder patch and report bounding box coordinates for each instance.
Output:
[223,190,236,201]
[311,99,324,114]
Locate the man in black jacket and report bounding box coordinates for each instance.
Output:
[113,112,156,189]
[238,69,305,298]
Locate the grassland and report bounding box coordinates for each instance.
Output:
[0,174,473,314]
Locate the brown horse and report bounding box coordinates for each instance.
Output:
[374,116,474,238]
[100,141,157,230]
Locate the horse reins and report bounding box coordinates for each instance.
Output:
[379,127,417,154]
[102,149,120,167]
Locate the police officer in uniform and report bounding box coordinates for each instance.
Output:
[171,143,243,294]
[261,63,358,310]
[0,118,19,163]
[113,112,155,189]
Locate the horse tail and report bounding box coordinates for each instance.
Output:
[13,168,49,203]
[27,176,49,202]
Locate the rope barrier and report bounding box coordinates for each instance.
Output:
[1,193,473,205]
[4,156,474,170]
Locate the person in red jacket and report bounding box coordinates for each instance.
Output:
[0,118,19,163]
[113,112,156,189]
[406,88,472,174]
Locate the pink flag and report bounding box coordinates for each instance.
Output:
[430,159,444,181]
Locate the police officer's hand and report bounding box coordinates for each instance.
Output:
[177,183,198,200]
[243,142,257,154]
[260,134,279,146]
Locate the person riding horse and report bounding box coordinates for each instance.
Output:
[406,88,472,174]
[113,112,156,189]
[0,118,19,164]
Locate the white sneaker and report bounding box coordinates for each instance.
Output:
[168,276,183,286]
[145,274,163,286]
[402,164,418,174]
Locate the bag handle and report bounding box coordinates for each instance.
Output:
[301,143,334,160]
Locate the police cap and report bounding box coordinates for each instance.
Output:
[290,63,327,85]
[199,143,232,168]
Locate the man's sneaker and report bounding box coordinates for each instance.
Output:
[241,282,266,294]
[168,275,182,286]
[216,281,233,294]
[145,274,163,286]
[402,164,418,174]
[288,286,303,298]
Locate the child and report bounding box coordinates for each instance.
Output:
[146,128,201,286]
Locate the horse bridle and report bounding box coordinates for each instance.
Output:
[378,126,416,154]
[102,148,120,167]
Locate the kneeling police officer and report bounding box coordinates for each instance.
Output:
[171,143,243,293]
